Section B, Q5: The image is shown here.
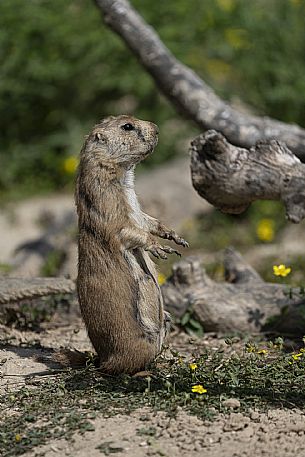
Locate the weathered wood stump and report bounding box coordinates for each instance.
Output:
[162,248,305,336]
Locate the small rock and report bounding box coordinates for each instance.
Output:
[208,407,217,414]
[249,410,260,421]
[222,398,241,409]
[109,441,125,451]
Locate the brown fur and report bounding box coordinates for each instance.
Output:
[75,115,188,374]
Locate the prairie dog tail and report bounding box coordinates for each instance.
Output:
[53,348,97,368]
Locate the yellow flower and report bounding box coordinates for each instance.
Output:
[15,434,22,442]
[245,343,257,353]
[257,349,268,356]
[273,264,291,277]
[157,273,166,286]
[256,219,274,242]
[192,384,207,394]
[292,353,303,360]
[189,363,198,371]
[62,156,79,175]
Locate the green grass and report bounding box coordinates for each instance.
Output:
[1,338,305,456]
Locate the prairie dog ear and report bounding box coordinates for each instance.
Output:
[94,132,106,143]
[99,115,115,124]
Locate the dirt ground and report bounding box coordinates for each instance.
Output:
[1,321,305,457]
[22,407,305,457]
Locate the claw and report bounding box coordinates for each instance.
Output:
[168,232,189,248]
[149,248,160,259]
[161,245,173,253]
[164,246,181,256]
[175,238,188,248]
[146,242,182,259]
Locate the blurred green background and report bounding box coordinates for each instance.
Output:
[0,0,305,199]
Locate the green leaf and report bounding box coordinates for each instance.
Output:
[180,312,191,326]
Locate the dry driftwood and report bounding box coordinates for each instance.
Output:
[190,130,305,223]
[94,0,305,161]
[0,277,75,304]
[162,248,305,336]
[1,250,304,336]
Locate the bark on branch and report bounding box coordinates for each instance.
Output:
[94,0,305,161]
[0,278,75,304]
[162,249,305,336]
[190,130,305,223]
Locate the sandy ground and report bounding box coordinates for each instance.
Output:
[22,407,305,457]
[1,322,305,457]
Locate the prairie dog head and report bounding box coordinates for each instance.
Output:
[81,115,159,167]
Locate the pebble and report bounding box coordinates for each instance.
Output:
[222,398,241,409]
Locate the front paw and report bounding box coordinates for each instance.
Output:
[163,230,189,248]
[145,243,181,259]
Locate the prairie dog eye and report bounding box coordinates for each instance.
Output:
[121,123,135,131]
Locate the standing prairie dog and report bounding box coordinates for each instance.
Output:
[76,115,188,374]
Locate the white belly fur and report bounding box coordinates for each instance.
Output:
[122,168,164,348]
[122,168,156,280]
[123,168,147,229]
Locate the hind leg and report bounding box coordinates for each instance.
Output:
[99,338,158,375]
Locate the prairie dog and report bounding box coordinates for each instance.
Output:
[76,115,188,374]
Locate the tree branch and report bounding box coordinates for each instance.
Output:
[190,130,305,223]
[94,0,305,161]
